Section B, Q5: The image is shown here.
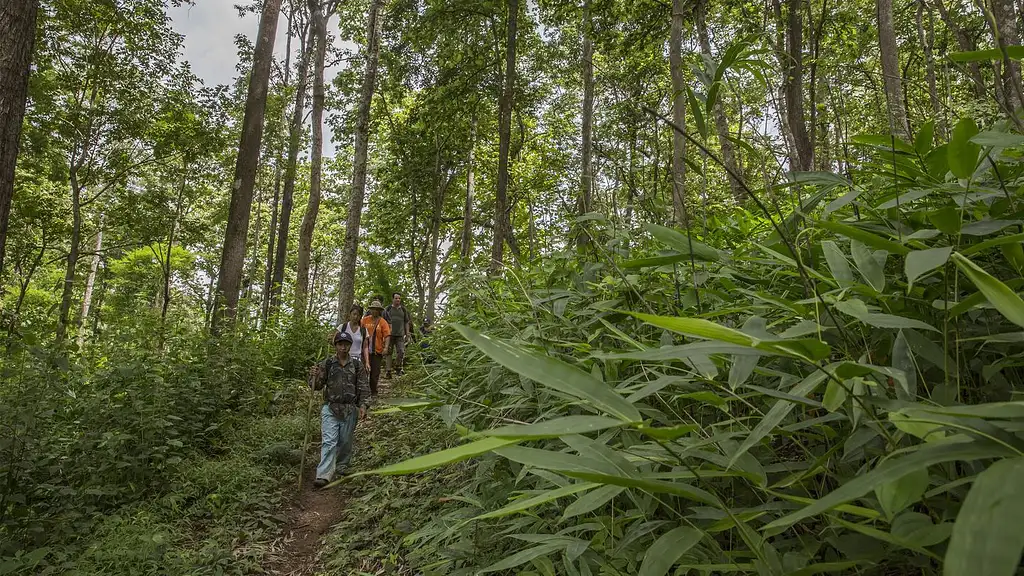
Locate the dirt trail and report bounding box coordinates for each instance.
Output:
[263,378,392,575]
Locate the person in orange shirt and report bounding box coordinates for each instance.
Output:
[360,300,391,398]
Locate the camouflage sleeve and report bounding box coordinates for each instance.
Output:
[356,362,371,407]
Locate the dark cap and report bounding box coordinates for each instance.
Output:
[334,331,353,345]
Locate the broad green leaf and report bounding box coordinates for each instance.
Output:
[764,438,1013,530]
[875,467,929,519]
[835,299,939,332]
[892,511,952,547]
[915,120,934,155]
[646,223,721,262]
[454,324,641,422]
[944,457,1024,576]
[951,252,1024,328]
[889,411,947,441]
[639,527,703,576]
[478,543,564,573]
[1001,242,1024,275]
[850,133,915,153]
[637,423,699,440]
[949,118,981,179]
[358,437,519,477]
[821,241,855,287]
[473,483,599,520]
[970,131,1024,147]
[815,219,910,255]
[561,484,625,521]
[851,240,886,291]
[484,416,625,439]
[823,380,847,412]
[629,312,830,362]
[949,46,1024,62]
[622,253,691,268]
[905,247,952,291]
[929,207,962,235]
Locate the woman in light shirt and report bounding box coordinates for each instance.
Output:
[336,304,371,372]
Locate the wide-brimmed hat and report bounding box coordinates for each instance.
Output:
[334,331,353,344]
[368,300,385,310]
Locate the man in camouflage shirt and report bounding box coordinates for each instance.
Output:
[309,331,371,487]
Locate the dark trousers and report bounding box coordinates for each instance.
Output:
[369,353,383,395]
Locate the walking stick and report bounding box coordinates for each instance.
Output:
[297,370,317,491]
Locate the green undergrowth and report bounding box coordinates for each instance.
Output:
[54,404,306,576]
[319,375,464,574]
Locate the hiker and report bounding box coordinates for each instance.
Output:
[361,300,391,397]
[383,291,413,378]
[308,331,370,488]
[363,295,384,318]
[336,304,370,371]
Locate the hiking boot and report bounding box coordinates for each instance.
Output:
[313,478,328,488]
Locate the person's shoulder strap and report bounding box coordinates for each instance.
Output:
[360,325,366,339]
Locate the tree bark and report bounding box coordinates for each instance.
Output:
[917,1,945,136]
[931,0,986,98]
[490,0,518,274]
[669,0,687,225]
[696,0,745,202]
[294,0,331,318]
[56,177,82,345]
[212,0,283,332]
[0,0,37,281]
[784,0,813,171]
[337,0,383,311]
[987,0,1024,112]
[578,0,595,245]
[271,16,315,314]
[460,113,476,261]
[76,212,103,348]
[877,0,909,140]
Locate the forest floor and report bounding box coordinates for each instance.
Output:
[263,466,347,575]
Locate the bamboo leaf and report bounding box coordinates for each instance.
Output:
[473,483,599,520]
[639,527,704,576]
[484,416,625,439]
[815,219,911,255]
[906,247,952,291]
[945,457,1024,576]
[951,252,1024,328]
[454,324,641,422]
[949,118,981,179]
[851,240,886,291]
[358,437,519,476]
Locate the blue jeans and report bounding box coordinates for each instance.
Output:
[316,404,358,481]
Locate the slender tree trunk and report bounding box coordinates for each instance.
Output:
[0,0,38,281]
[76,212,104,348]
[294,0,331,317]
[160,168,187,342]
[784,0,813,171]
[337,0,383,311]
[669,0,687,225]
[271,18,315,313]
[696,0,744,202]
[578,0,595,245]
[877,0,909,139]
[986,0,1024,112]
[212,0,283,332]
[261,7,294,324]
[917,1,945,135]
[932,0,987,98]
[8,234,44,339]
[490,0,518,274]
[460,113,476,261]
[56,179,82,345]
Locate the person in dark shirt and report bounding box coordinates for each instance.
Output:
[308,331,370,487]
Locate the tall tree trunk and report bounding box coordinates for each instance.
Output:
[460,113,476,262]
[0,0,37,281]
[669,0,687,225]
[56,178,82,345]
[490,0,518,274]
[271,17,315,313]
[986,0,1024,112]
[76,212,103,348]
[932,0,987,98]
[917,1,945,135]
[696,0,745,202]
[337,0,383,311]
[160,168,187,344]
[212,0,283,332]
[784,0,813,171]
[294,0,331,317]
[877,0,909,139]
[578,0,595,245]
